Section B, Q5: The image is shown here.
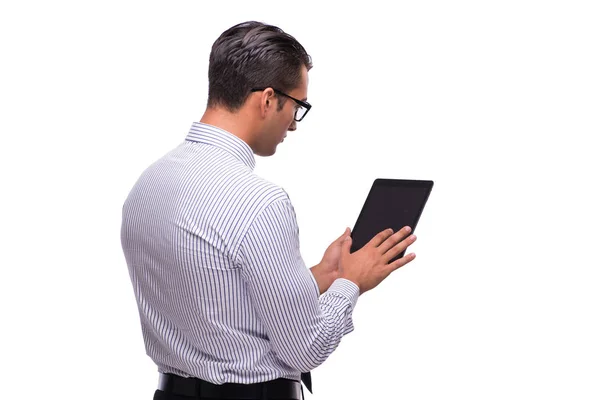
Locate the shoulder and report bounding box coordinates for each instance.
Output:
[236,173,293,216]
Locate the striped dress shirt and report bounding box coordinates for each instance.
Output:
[121,122,360,385]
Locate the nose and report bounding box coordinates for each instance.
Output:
[288,120,297,131]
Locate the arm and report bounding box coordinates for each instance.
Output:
[236,199,359,372]
[310,263,335,296]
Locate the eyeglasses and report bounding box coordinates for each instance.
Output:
[251,88,312,122]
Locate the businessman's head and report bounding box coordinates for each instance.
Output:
[203,21,312,156]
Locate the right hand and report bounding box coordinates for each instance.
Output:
[339,226,417,295]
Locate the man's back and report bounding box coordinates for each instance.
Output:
[121,122,359,384]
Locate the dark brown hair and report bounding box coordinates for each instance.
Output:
[207,21,312,112]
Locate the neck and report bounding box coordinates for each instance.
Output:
[200,107,255,146]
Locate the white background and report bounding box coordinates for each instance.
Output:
[1,1,599,399]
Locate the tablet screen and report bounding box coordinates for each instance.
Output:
[350,179,433,264]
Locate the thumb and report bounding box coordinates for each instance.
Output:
[339,227,350,240]
[343,233,352,251]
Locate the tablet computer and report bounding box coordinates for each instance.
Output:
[350,179,434,264]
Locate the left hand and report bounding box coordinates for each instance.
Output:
[319,227,352,283]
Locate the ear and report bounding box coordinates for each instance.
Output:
[259,88,276,118]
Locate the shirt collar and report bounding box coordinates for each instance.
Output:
[185,122,256,171]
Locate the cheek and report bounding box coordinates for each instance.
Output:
[288,108,297,124]
[278,108,294,128]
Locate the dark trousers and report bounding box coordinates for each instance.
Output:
[153,388,303,400]
[152,376,305,400]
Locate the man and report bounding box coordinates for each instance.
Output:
[121,21,417,400]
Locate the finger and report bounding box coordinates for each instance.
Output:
[383,234,416,263]
[367,228,395,248]
[386,252,417,274]
[378,226,412,254]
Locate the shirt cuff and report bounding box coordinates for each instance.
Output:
[326,278,360,311]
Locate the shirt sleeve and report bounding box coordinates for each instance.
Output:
[235,198,359,373]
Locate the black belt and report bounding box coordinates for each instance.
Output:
[157,373,304,400]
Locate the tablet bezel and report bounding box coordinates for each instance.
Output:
[350,178,434,259]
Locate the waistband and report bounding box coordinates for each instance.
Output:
[157,372,303,400]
